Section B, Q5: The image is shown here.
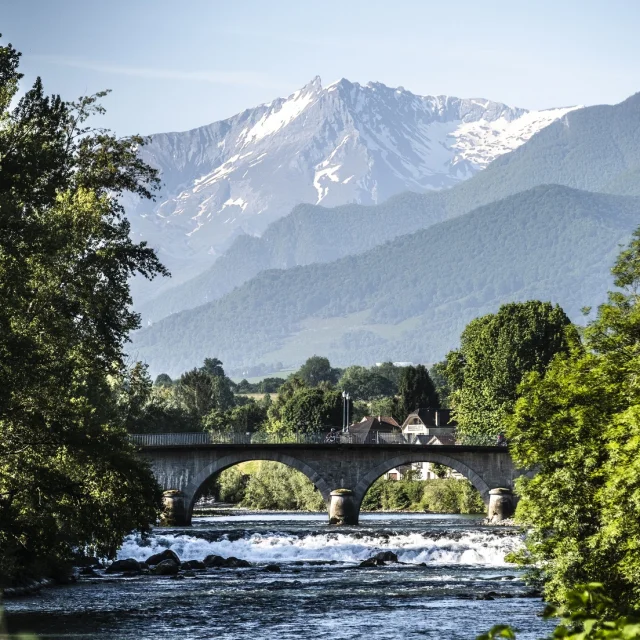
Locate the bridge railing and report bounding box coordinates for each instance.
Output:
[129,431,499,447]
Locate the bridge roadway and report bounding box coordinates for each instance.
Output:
[136,434,521,525]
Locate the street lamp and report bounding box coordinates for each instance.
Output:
[342,391,351,432]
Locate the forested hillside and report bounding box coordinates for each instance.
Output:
[138,93,640,324]
[131,186,640,375]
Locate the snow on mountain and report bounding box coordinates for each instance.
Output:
[126,77,577,291]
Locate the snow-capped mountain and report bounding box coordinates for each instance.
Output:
[127,77,577,289]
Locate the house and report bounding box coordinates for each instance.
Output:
[386,408,462,480]
[400,408,456,440]
[347,415,401,443]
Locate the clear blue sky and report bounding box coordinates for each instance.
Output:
[2,0,638,135]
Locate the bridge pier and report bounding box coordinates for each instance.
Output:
[160,490,190,526]
[328,489,359,525]
[487,488,515,522]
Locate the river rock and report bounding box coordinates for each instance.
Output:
[182,560,206,570]
[204,555,251,568]
[371,551,398,563]
[153,559,180,575]
[74,556,101,568]
[204,554,225,567]
[146,549,180,567]
[225,557,251,568]
[358,558,383,567]
[263,564,281,573]
[105,558,141,574]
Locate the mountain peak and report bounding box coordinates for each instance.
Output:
[130,80,579,292]
[303,75,323,92]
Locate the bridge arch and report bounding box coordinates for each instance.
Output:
[353,451,492,510]
[182,451,333,520]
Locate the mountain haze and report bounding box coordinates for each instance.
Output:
[131,186,640,376]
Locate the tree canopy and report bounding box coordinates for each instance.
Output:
[337,365,396,401]
[446,301,575,443]
[0,38,166,583]
[397,365,439,420]
[507,229,640,613]
[296,355,340,387]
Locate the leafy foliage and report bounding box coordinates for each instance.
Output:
[266,381,345,436]
[446,301,575,443]
[0,39,166,583]
[337,365,397,400]
[478,584,640,639]
[361,477,485,513]
[215,462,325,511]
[296,355,340,386]
[397,365,439,419]
[507,230,640,612]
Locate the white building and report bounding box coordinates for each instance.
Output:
[386,408,463,480]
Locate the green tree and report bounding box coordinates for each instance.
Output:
[175,367,234,419]
[507,231,640,614]
[0,39,165,583]
[397,365,439,420]
[337,365,396,400]
[201,357,225,378]
[479,585,640,640]
[203,401,267,434]
[296,355,339,386]
[447,301,575,443]
[125,385,200,434]
[372,362,407,387]
[369,396,401,422]
[266,379,344,436]
[154,373,173,387]
[429,361,452,408]
[116,362,153,432]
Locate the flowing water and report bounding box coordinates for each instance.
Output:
[3,513,553,639]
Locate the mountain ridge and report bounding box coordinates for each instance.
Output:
[137,92,640,324]
[126,77,576,300]
[130,185,640,376]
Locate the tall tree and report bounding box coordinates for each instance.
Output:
[296,355,339,386]
[508,229,640,613]
[445,301,575,443]
[397,365,439,419]
[201,357,225,378]
[0,38,166,583]
[429,361,452,409]
[337,365,396,401]
[176,367,234,419]
[266,377,345,436]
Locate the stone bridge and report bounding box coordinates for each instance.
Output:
[136,435,522,525]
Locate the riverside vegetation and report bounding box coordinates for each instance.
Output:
[211,462,484,514]
[0,38,165,588]
[3,33,640,640]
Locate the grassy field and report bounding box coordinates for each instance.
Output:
[231,369,296,384]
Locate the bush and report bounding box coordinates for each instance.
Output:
[361,477,485,513]
[214,462,325,511]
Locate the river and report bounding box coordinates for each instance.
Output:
[3,513,553,639]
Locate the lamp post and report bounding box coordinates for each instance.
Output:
[342,391,351,432]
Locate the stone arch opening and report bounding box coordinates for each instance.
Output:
[353,452,492,512]
[182,451,333,522]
